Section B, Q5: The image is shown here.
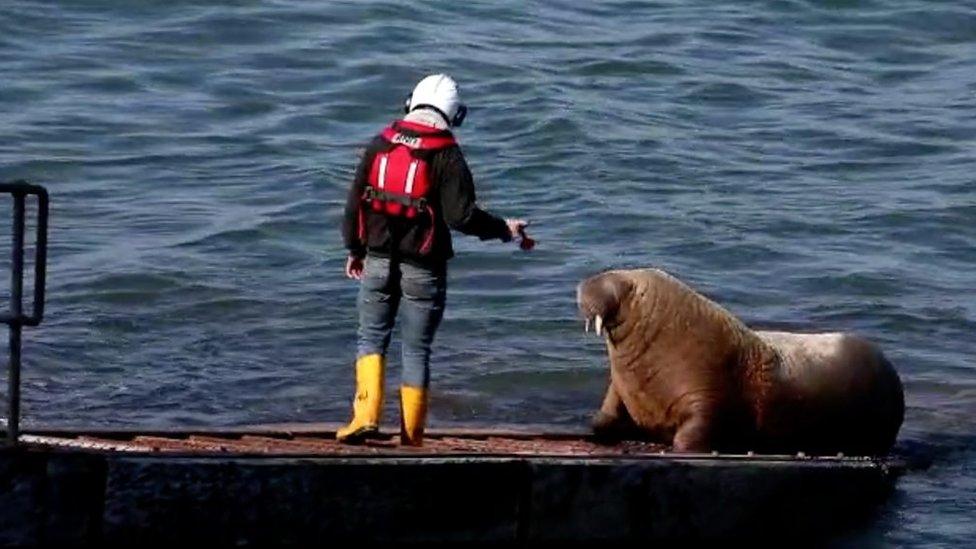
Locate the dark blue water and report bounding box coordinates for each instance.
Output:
[1,0,974,544]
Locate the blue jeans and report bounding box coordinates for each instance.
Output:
[356,255,447,388]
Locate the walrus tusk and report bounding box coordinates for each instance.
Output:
[585,318,590,333]
[595,315,603,336]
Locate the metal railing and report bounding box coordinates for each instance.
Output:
[1,180,48,444]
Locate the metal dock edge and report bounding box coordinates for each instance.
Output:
[0,427,904,547]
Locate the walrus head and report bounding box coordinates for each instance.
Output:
[576,270,635,336]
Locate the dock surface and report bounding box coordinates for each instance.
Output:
[21,425,670,457]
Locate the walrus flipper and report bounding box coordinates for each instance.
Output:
[591,381,639,443]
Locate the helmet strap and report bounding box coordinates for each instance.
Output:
[452,104,467,127]
[408,104,457,128]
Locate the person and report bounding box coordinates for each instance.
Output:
[338,74,533,446]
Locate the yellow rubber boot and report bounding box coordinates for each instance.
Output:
[336,354,384,444]
[400,385,428,447]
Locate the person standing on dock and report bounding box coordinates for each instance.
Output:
[339,74,533,446]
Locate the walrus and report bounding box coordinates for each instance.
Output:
[577,267,905,455]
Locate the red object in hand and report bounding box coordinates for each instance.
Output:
[518,228,536,251]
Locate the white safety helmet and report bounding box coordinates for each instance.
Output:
[404,73,467,127]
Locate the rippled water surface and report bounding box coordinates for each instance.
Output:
[1,0,974,544]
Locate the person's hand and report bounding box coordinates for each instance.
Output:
[345,255,364,280]
[505,218,535,250]
[506,218,528,238]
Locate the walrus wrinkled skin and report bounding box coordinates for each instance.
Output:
[577,268,905,456]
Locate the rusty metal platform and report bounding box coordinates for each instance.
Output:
[21,431,671,457]
[17,424,666,457]
[16,424,889,464]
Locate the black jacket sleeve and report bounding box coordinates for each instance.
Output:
[341,144,377,258]
[437,147,512,242]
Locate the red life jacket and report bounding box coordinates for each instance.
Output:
[358,120,457,255]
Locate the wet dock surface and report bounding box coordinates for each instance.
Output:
[23,433,671,457]
[20,426,674,457]
[16,424,889,463]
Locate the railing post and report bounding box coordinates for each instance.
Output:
[1,181,48,445]
[7,192,24,444]
[8,192,25,444]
